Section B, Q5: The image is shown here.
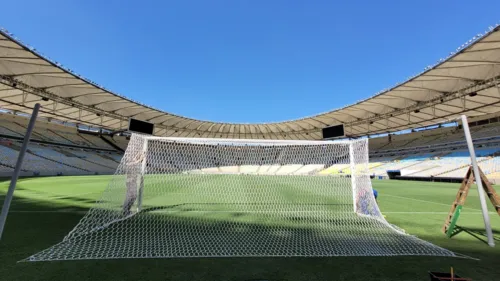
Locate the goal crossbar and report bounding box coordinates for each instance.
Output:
[143,136,354,145]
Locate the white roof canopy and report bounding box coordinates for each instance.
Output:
[1,26,499,140]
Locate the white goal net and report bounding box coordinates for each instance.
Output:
[25,134,455,261]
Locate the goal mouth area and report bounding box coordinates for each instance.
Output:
[23,135,458,261]
[23,204,458,262]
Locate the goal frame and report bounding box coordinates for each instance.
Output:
[140,136,354,145]
[24,133,459,261]
[134,135,358,214]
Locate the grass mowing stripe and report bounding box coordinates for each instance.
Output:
[383,194,483,212]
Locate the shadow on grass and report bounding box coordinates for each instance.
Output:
[48,196,96,204]
[450,225,500,245]
[1,193,499,281]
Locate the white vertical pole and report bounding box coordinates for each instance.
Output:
[349,142,357,213]
[0,103,40,240]
[461,115,495,247]
[136,137,148,212]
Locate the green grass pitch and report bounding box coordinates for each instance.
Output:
[0,176,499,281]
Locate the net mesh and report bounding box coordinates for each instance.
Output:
[25,134,455,261]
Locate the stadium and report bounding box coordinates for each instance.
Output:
[0,19,500,281]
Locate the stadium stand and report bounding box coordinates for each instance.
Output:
[1,109,500,183]
[0,138,121,177]
[101,135,128,150]
[0,112,122,177]
[366,121,500,182]
[0,113,115,150]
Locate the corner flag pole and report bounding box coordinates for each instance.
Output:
[461,114,495,247]
[0,103,40,240]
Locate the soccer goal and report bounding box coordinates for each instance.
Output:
[25,134,455,261]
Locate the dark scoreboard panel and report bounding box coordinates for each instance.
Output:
[128,118,155,135]
[322,124,345,139]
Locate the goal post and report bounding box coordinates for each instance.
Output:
[136,138,148,212]
[349,142,357,213]
[460,115,495,247]
[25,134,456,261]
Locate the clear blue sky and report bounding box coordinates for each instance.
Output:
[2,1,499,123]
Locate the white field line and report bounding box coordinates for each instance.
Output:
[8,210,496,215]
[10,210,87,213]
[14,191,101,200]
[383,194,484,212]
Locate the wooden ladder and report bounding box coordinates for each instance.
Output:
[443,166,500,235]
[442,167,474,234]
[478,167,500,216]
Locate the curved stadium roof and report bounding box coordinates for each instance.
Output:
[0,25,500,140]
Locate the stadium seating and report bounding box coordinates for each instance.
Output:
[0,139,119,177]
[2,110,500,182]
[0,113,114,150]
[0,143,83,176]
[102,135,128,150]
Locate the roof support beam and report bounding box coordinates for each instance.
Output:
[438,64,498,70]
[384,94,421,103]
[294,119,318,130]
[364,100,398,110]
[88,98,124,107]
[332,112,363,122]
[451,60,500,64]
[367,121,385,132]
[263,124,281,139]
[347,75,500,131]
[310,117,331,127]
[42,83,87,90]
[422,74,480,83]
[128,109,159,119]
[69,92,109,99]
[111,104,143,113]
[350,105,383,116]
[0,92,25,99]
[400,85,446,93]
[438,99,490,115]
[12,72,65,77]
[354,95,500,136]
[0,75,128,126]
[22,92,27,106]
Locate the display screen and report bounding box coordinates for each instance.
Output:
[128,118,155,135]
[322,124,345,139]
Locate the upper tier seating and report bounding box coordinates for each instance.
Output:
[0,113,114,150]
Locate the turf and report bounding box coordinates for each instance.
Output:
[0,176,499,281]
